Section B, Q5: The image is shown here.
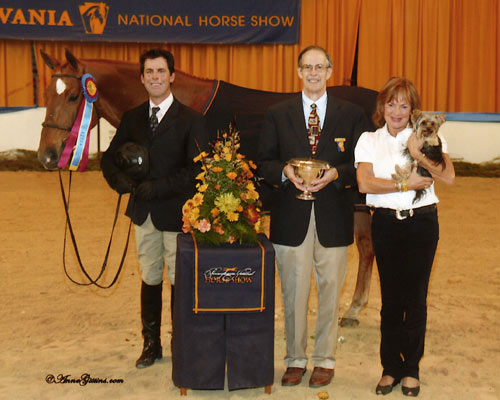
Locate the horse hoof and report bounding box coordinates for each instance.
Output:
[340,317,360,327]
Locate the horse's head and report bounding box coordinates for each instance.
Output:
[38,49,93,169]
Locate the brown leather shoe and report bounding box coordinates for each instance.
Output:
[281,367,306,386]
[309,367,334,388]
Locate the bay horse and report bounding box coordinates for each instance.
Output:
[37,49,375,326]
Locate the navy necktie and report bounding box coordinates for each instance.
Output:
[150,106,160,132]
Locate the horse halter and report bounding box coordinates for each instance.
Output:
[41,72,99,132]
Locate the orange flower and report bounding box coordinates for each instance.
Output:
[193,151,209,163]
[243,204,260,225]
[212,166,223,173]
[226,171,237,180]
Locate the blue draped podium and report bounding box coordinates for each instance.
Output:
[171,233,275,391]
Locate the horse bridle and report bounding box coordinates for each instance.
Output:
[44,72,128,289]
[41,73,101,132]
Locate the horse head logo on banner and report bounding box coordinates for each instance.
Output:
[79,2,109,35]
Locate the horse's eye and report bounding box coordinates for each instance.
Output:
[68,94,79,102]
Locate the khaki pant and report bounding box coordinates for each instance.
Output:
[134,213,179,285]
[274,206,347,369]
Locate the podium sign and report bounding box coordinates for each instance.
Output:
[172,233,275,391]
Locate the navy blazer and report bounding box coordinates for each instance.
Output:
[101,98,208,232]
[257,94,369,247]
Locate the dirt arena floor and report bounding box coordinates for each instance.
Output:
[1,171,499,400]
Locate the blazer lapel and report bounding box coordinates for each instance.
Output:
[316,95,339,156]
[287,96,311,155]
[150,97,179,139]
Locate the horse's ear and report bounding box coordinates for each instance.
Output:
[40,50,59,70]
[65,49,80,70]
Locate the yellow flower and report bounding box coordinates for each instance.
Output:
[247,189,259,201]
[227,211,239,222]
[193,151,208,163]
[214,193,240,213]
[193,193,204,206]
[182,200,194,213]
[226,171,237,180]
[182,124,261,245]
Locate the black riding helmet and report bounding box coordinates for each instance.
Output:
[114,142,149,180]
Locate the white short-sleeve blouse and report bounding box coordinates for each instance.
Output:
[354,124,448,210]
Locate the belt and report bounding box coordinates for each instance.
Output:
[373,204,437,220]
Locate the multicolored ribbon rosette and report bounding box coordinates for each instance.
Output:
[57,73,98,172]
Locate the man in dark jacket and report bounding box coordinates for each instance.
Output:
[257,46,368,388]
[101,48,208,369]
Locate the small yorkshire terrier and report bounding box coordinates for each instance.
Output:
[392,110,447,203]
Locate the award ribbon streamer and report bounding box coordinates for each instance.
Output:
[57,74,98,172]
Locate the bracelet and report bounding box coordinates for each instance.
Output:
[403,180,408,192]
[417,153,426,163]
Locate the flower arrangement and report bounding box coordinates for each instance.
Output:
[182,125,262,246]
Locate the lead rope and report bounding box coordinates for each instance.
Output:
[58,170,132,288]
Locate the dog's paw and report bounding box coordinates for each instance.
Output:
[395,163,412,180]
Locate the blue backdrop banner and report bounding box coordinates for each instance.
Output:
[0,1,301,44]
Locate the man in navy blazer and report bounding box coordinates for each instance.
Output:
[257,46,368,388]
[101,48,208,369]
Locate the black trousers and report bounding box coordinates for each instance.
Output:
[372,208,439,380]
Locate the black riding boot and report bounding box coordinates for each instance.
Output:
[136,281,163,369]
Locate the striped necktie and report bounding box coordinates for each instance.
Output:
[307,103,321,156]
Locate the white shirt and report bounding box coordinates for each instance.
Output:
[355,124,448,210]
[149,93,174,124]
[282,91,329,182]
[302,91,327,129]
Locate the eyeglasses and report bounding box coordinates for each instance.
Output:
[300,64,330,73]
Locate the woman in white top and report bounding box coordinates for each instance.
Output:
[355,77,455,397]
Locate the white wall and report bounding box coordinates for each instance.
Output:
[439,121,500,163]
[0,107,115,155]
[1,107,499,163]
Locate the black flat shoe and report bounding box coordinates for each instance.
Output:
[402,385,420,397]
[375,378,400,395]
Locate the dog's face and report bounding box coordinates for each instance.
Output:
[411,110,446,145]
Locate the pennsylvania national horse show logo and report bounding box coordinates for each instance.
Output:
[79,2,109,34]
[203,267,257,284]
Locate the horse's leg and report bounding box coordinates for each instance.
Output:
[340,209,374,327]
